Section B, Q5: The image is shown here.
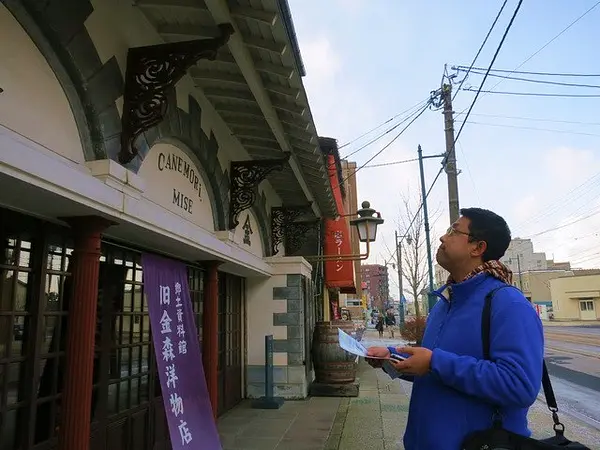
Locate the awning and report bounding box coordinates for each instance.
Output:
[323,154,356,294]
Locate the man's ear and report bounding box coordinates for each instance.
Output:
[470,240,487,258]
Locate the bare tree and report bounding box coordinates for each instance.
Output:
[396,193,441,318]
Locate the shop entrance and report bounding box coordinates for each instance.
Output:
[217,275,243,415]
[0,207,245,449]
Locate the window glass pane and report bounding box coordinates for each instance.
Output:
[11,315,27,358]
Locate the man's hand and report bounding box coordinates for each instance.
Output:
[389,346,432,376]
[365,346,390,368]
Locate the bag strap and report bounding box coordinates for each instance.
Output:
[482,285,565,435]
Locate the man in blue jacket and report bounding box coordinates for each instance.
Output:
[367,208,544,450]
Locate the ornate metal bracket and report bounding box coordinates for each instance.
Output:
[228,155,290,229]
[271,204,313,255]
[285,219,321,255]
[118,23,234,164]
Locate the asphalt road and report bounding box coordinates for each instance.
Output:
[362,326,600,430]
[543,325,600,429]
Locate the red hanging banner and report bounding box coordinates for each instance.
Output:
[324,218,356,293]
[323,154,356,294]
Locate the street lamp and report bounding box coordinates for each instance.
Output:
[384,231,413,326]
[350,201,384,243]
[304,201,384,262]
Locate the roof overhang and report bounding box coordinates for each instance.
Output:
[135,0,337,218]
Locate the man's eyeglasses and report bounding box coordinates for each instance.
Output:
[446,227,475,239]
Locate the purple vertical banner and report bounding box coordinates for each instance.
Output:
[142,253,222,450]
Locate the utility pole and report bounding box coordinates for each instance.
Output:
[395,230,404,325]
[516,254,523,291]
[441,83,460,224]
[418,145,436,313]
[509,255,523,290]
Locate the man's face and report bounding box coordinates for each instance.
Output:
[436,217,483,270]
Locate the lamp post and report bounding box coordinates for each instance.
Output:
[386,231,411,326]
[350,201,384,244]
[304,201,384,262]
[418,145,437,314]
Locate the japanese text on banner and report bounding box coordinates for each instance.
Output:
[159,282,192,446]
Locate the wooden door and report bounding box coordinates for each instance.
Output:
[216,274,243,416]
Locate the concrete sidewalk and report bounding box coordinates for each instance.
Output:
[218,359,600,450]
[543,320,600,327]
[328,361,600,450]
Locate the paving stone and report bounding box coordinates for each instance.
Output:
[218,342,600,450]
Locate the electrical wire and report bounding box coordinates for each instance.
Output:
[456,112,600,127]
[452,0,524,150]
[452,0,509,101]
[454,120,600,137]
[457,68,600,89]
[462,88,600,98]
[398,0,524,250]
[338,101,431,184]
[338,98,430,151]
[452,1,600,120]
[490,1,600,92]
[513,173,600,232]
[456,139,481,203]
[452,66,600,78]
[341,100,431,160]
[362,157,419,169]
[526,209,600,238]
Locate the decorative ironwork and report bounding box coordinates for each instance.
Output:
[119,23,234,164]
[229,156,290,229]
[242,215,253,246]
[285,219,321,255]
[271,204,313,255]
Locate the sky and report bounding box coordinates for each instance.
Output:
[287,0,600,297]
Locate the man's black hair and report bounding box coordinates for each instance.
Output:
[460,207,512,262]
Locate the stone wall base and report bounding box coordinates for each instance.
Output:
[246,365,311,399]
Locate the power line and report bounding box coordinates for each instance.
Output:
[456,139,481,203]
[396,163,446,249]
[462,88,600,98]
[449,0,525,159]
[526,208,600,238]
[338,98,430,151]
[339,101,431,185]
[453,66,600,78]
[452,0,509,101]
[457,68,600,89]
[362,157,419,169]
[457,112,600,127]
[513,173,600,233]
[490,1,600,90]
[341,100,430,160]
[452,1,600,119]
[454,120,600,137]
[396,0,524,252]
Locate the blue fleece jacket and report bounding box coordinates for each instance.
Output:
[389,274,544,450]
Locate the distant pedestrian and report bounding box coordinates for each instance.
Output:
[385,311,396,338]
[375,316,384,338]
[366,208,544,450]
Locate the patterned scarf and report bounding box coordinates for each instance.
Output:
[446,260,513,285]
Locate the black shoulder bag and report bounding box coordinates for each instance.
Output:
[462,286,592,450]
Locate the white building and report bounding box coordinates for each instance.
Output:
[435,264,450,288]
[501,238,548,273]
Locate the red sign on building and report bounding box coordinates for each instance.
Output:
[323,154,356,294]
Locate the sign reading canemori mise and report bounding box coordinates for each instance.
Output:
[138,143,215,231]
[142,253,221,450]
[157,151,202,215]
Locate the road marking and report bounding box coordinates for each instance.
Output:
[546,345,600,360]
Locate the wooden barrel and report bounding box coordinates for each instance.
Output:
[312,321,357,384]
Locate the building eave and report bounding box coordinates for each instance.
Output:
[135,0,337,218]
